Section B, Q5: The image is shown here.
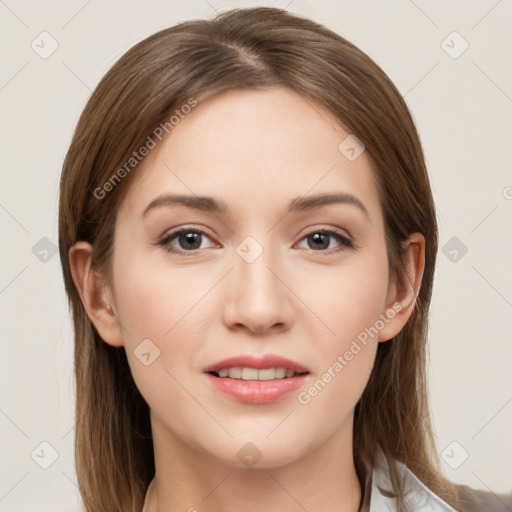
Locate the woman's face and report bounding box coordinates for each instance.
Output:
[106,86,405,467]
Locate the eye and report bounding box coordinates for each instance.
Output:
[158,228,217,253]
[156,227,354,255]
[297,229,353,252]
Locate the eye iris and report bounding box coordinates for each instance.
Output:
[309,233,329,250]
[179,232,201,250]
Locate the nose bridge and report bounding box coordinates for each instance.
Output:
[222,235,292,333]
[238,244,279,297]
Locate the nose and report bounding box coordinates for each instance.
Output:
[222,246,294,335]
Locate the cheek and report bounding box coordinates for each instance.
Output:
[294,249,388,405]
[110,252,207,416]
[112,247,212,342]
[299,249,390,348]
[110,248,219,389]
[294,277,385,443]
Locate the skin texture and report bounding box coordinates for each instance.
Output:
[70,87,425,512]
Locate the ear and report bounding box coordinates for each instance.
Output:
[69,241,124,347]
[378,232,426,342]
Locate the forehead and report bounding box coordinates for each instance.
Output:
[119,87,381,221]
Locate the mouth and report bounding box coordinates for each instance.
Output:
[204,354,310,404]
[207,367,309,380]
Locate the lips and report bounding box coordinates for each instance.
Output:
[204,354,310,404]
[204,354,309,374]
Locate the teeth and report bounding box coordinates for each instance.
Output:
[228,367,242,379]
[241,368,258,380]
[258,368,278,380]
[275,367,286,379]
[215,367,304,380]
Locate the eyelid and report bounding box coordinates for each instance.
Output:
[159,225,216,241]
[298,224,353,242]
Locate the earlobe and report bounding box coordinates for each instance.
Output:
[378,233,426,342]
[69,241,124,347]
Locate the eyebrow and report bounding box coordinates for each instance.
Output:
[142,192,369,219]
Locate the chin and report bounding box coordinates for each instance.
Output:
[203,435,307,470]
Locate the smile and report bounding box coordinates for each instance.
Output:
[204,354,310,403]
[210,367,308,380]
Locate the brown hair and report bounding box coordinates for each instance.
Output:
[59,7,461,511]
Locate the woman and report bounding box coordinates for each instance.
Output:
[58,7,510,512]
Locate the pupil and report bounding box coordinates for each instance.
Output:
[310,233,328,250]
[180,232,201,249]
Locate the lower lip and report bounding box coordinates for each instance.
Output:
[205,373,308,404]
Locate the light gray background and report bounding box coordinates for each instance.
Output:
[1,0,511,510]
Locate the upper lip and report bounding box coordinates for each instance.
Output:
[204,354,309,374]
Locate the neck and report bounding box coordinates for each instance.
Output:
[148,411,362,512]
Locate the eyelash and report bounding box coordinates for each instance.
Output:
[156,227,355,255]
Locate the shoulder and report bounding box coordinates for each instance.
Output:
[454,482,512,512]
[366,447,512,512]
